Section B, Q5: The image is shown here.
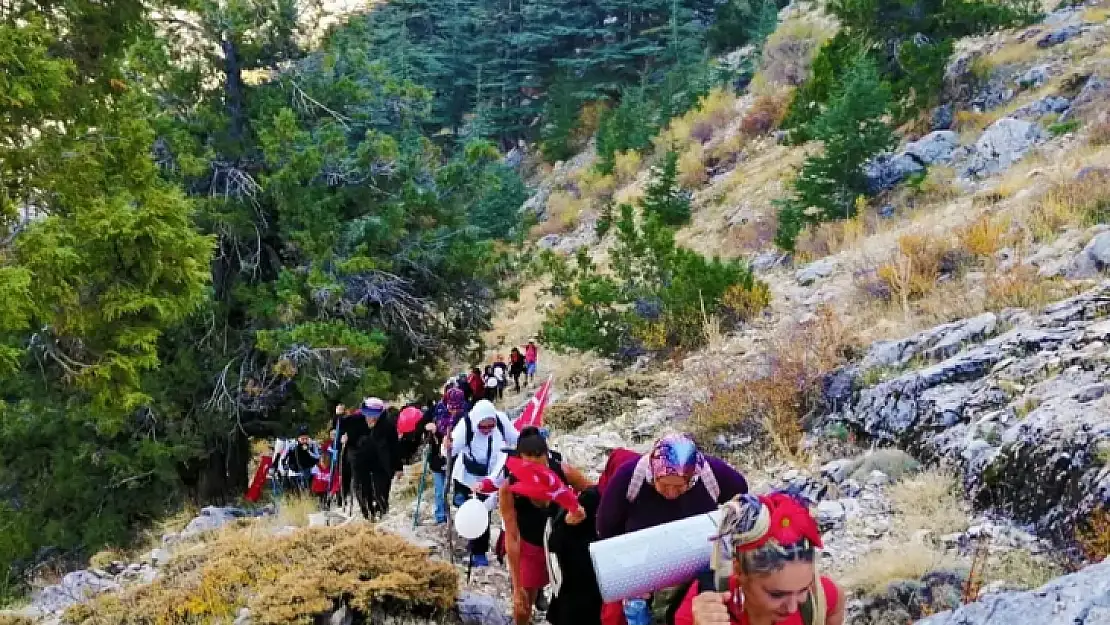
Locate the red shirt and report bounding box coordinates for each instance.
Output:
[673,576,839,625]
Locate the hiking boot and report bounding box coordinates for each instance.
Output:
[534,590,549,612]
[471,554,489,567]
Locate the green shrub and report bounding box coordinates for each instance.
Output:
[541,203,769,358]
[776,55,896,251]
[641,150,692,226]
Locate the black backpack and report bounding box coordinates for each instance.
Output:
[460,417,507,476]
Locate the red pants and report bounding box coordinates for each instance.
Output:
[601,601,627,625]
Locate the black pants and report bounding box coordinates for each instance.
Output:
[453,482,490,555]
[511,371,522,392]
[338,458,354,507]
[355,469,392,519]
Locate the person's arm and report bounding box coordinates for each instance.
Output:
[385,419,403,472]
[707,456,749,501]
[447,419,466,457]
[595,464,633,539]
[499,484,524,590]
[824,579,844,625]
[501,415,520,447]
[561,463,595,492]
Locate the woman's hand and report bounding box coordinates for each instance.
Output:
[565,507,586,525]
[691,591,731,625]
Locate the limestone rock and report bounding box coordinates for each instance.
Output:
[962,118,1043,179]
[916,560,1110,625]
[795,258,838,286]
[31,570,120,614]
[904,131,959,165]
[1037,24,1083,48]
[864,153,925,194]
[1067,232,1110,279]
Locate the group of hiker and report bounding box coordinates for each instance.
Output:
[452,340,540,404]
[413,390,845,625]
[263,341,847,625]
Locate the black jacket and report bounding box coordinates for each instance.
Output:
[339,416,401,476]
[285,442,320,473]
[546,487,603,625]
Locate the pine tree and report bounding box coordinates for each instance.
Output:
[775,56,895,251]
[640,150,692,226]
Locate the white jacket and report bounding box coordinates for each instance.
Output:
[447,400,519,490]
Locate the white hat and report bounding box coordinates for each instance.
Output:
[469,399,502,423]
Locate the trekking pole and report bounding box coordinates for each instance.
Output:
[412,443,430,530]
[444,454,457,564]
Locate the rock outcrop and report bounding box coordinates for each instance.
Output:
[915,559,1110,625]
[835,283,1110,543]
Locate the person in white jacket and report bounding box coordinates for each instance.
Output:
[445,399,519,567]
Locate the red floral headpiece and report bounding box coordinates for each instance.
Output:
[735,492,823,553]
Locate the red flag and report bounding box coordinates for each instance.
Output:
[505,456,581,513]
[245,455,273,502]
[513,375,553,430]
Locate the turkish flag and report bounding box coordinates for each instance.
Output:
[245,455,273,502]
[513,376,553,430]
[504,456,581,513]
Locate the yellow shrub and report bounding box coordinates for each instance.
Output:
[613,150,643,183]
[693,87,739,133]
[795,211,871,261]
[707,132,747,166]
[757,18,836,89]
[576,100,610,142]
[633,321,668,351]
[740,89,792,137]
[722,281,771,321]
[1026,172,1110,241]
[984,266,1082,311]
[958,214,1009,258]
[64,527,457,625]
[1088,116,1110,146]
[678,143,708,187]
[877,234,953,301]
[1078,506,1110,563]
[654,116,694,154]
[577,168,617,200]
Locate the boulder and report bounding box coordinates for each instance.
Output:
[916,560,1110,625]
[904,131,959,165]
[31,570,121,614]
[1013,95,1072,120]
[931,104,955,131]
[795,257,837,286]
[845,283,1110,541]
[864,153,925,194]
[1037,24,1083,48]
[1018,64,1051,89]
[961,117,1043,178]
[1066,232,1110,279]
[459,593,512,625]
[821,459,856,484]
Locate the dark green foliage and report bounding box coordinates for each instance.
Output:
[542,202,768,358]
[708,0,781,53]
[596,87,659,174]
[640,150,692,226]
[776,56,896,251]
[1049,120,1081,136]
[783,0,1039,131]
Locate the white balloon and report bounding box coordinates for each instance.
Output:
[455,498,490,540]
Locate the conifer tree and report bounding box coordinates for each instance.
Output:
[775,56,895,251]
[640,150,692,226]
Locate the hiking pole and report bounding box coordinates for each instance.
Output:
[412,443,430,530]
[444,454,457,564]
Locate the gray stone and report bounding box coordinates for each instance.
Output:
[1018,65,1051,90]
[536,234,561,250]
[147,548,170,567]
[795,258,837,286]
[924,313,998,360]
[962,117,1043,178]
[904,131,960,165]
[234,607,252,625]
[864,153,925,194]
[816,500,847,530]
[31,570,121,614]
[916,560,1110,625]
[866,470,891,486]
[931,104,955,131]
[970,83,1016,113]
[1067,232,1110,279]
[1013,95,1072,119]
[750,250,787,272]
[459,593,513,625]
[821,459,856,483]
[329,605,354,625]
[1037,24,1083,48]
[180,506,246,538]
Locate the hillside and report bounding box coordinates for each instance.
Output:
[3,0,1110,623]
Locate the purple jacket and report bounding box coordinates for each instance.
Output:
[596,455,748,539]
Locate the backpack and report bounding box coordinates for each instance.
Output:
[463,415,506,448]
[665,570,826,625]
[460,417,507,476]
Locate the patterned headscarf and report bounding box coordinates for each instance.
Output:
[444,388,466,412]
[626,434,719,501]
[433,401,454,437]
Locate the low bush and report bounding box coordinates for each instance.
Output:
[1077,505,1110,563]
[877,233,961,302]
[756,18,836,89]
[63,527,457,625]
[957,214,1010,258]
[642,150,693,226]
[678,144,709,187]
[740,90,792,137]
[613,151,643,184]
[690,306,857,461]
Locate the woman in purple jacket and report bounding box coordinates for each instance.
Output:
[596,433,749,539]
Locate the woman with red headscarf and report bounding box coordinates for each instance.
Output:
[676,492,844,625]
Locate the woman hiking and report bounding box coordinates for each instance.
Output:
[500,427,594,625]
[509,347,526,393]
[676,492,845,625]
[446,399,519,566]
[597,434,749,625]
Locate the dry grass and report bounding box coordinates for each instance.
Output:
[740,89,793,138]
[63,526,457,625]
[613,150,643,184]
[678,143,709,187]
[1088,115,1110,146]
[1021,170,1110,242]
[983,266,1083,311]
[877,233,959,309]
[984,549,1065,590]
[0,617,33,625]
[795,202,884,261]
[889,469,970,537]
[576,167,617,200]
[273,494,321,529]
[841,543,961,596]
[753,17,837,91]
[957,214,1010,258]
[690,306,858,464]
[1077,505,1110,563]
[655,87,739,154]
[1083,4,1110,22]
[530,190,589,237]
